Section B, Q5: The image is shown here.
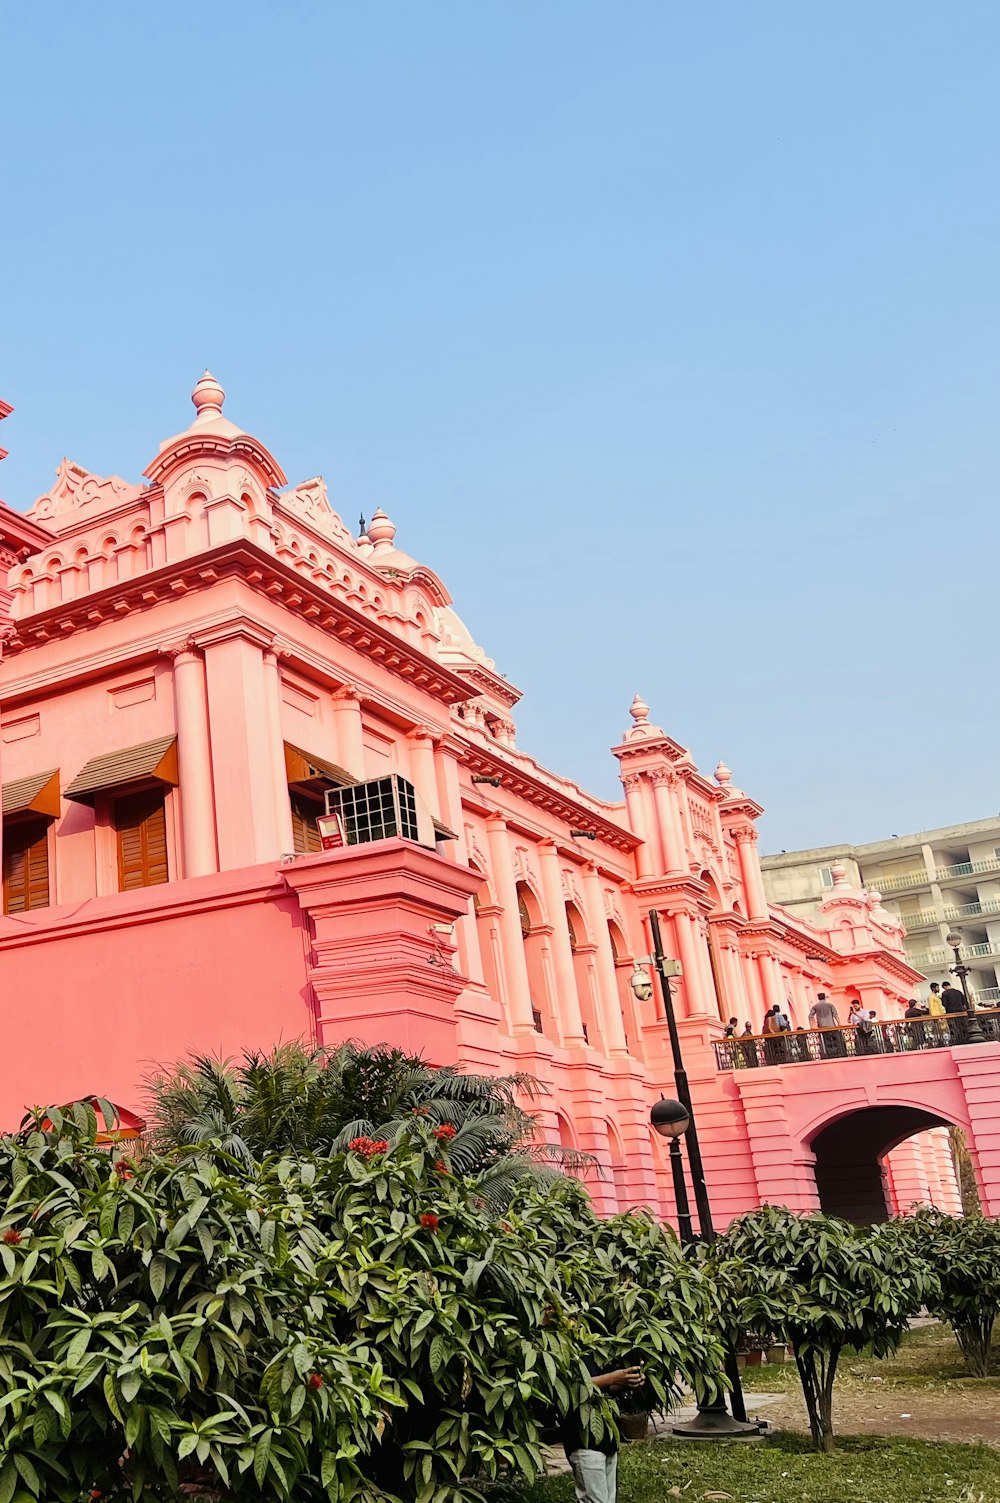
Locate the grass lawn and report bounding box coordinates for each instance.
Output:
[500,1431,1000,1503]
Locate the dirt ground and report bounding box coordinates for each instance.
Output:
[740,1323,1000,1448]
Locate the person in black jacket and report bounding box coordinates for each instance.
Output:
[560,1361,645,1503]
[941,983,970,1044]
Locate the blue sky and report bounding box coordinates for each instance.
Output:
[2,3,998,851]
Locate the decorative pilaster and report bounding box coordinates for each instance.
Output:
[649,769,684,874]
[263,650,294,855]
[622,773,657,877]
[406,726,439,815]
[581,863,628,1055]
[167,643,219,877]
[733,826,769,920]
[198,621,282,868]
[332,684,366,778]
[484,814,536,1035]
[537,840,587,1046]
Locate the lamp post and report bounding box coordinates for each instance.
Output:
[649,1097,693,1245]
[636,909,763,1438]
[945,930,985,1044]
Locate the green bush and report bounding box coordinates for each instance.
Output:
[0,1103,722,1502]
[707,1206,936,1451]
[885,1207,1000,1376]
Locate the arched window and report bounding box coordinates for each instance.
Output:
[517,883,551,1036]
[566,901,600,1047]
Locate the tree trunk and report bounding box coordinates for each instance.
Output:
[794,1346,839,1452]
[954,1318,995,1377]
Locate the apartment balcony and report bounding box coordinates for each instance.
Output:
[900,909,939,932]
[906,948,948,970]
[942,899,1000,922]
[935,857,1000,883]
[870,869,928,893]
[908,940,1000,969]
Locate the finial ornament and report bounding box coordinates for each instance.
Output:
[629,693,650,726]
[830,862,848,888]
[367,506,396,551]
[714,759,732,787]
[191,371,225,424]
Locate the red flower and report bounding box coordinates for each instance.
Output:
[349,1136,388,1159]
[90,1492,102,1501]
[433,1124,456,1141]
[308,1372,324,1390]
[420,1213,439,1230]
[370,1139,389,1154]
[434,1161,449,1174]
[349,1136,373,1152]
[411,1106,429,1116]
[2,1229,22,1245]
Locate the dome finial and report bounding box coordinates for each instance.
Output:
[629,693,650,726]
[367,506,396,552]
[714,759,732,787]
[191,371,225,424]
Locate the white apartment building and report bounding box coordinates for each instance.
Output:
[762,817,1000,1005]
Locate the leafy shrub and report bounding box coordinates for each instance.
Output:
[0,1102,722,1502]
[885,1207,1000,1376]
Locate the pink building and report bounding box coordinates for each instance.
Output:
[1,378,998,1222]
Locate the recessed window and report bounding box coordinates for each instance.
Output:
[290,791,323,855]
[3,818,50,913]
[114,788,168,891]
[819,866,834,889]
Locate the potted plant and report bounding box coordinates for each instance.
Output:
[616,1378,654,1442]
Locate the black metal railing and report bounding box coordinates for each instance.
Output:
[713,1010,1000,1071]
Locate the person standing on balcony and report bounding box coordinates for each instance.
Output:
[927,983,944,1016]
[904,998,927,1049]
[809,993,844,1058]
[942,983,970,1045]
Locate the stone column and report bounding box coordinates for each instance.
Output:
[199,624,283,868]
[673,911,705,1016]
[623,773,657,878]
[485,814,536,1035]
[537,840,586,1045]
[650,769,684,874]
[332,684,366,778]
[758,951,786,1014]
[735,826,769,920]
[263,650,294,855]
[406,726,439,815]
[169,644,219,877]
[581,863,628,1055]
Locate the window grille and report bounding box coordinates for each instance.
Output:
[322,775,434,849]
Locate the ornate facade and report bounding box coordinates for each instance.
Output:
[1,379,995,1221]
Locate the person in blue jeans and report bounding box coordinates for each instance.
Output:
[560,1361,645,1503]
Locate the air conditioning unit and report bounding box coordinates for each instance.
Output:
[318,774,438,852]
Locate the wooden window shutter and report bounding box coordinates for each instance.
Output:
[3,819,50,914]
[115,788,169,891]
[290,792,323,855]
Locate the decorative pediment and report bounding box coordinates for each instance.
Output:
[28,459,145,527]
[278,477,355,549]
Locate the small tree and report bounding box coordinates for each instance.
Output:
[888,1207,1000,1376]
[709,1206,936,1452]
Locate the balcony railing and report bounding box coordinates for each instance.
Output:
[907,948,948,969]
[714,1010,1000,1071]
[942,900,1000,921]
[936,858,1000,881]
[871,870,926,892]
[901,909,938,931]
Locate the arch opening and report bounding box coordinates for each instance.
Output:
[809,1105,958,1225]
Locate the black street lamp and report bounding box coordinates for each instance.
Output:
[649,1097,693,1245]
[644,908,763,1439]
[945,930,986,1044]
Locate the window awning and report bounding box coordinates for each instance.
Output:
[284,743,357,791]
[65,736,179,805]
[2,768,60,821]
[432,818,458,841]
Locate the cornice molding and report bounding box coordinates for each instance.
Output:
[460,741,639,855]
[2,539,473,709]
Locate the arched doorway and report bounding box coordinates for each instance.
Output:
[517,883,553,1037]
[810,1105,956,1224]
[472,877,506,1025]
[608,920,640,1052]
[566,902,601,1048]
